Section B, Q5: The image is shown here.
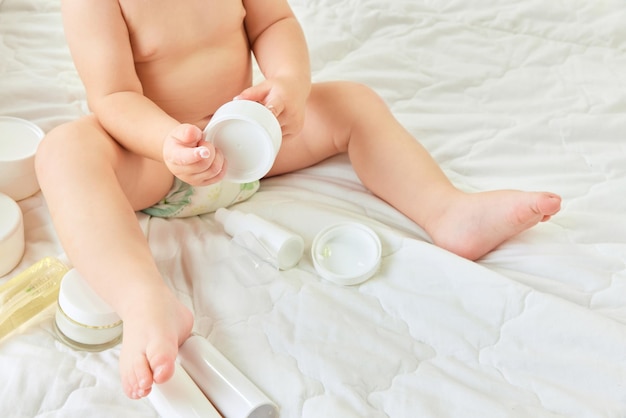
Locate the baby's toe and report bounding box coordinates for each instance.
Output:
[146,343,178,385]
[121,353,154,399]
[537,192,561,216]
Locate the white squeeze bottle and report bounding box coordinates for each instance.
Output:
[148,361,222,418]
[178,335,279,418]
[215,208,304,270]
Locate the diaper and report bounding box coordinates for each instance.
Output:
[142,178,260,218]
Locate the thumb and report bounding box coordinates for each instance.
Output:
[167,143,211,166]
[235,81,270,103]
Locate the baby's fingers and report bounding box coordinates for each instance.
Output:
[166,144,211,166]
[235,81,271,103]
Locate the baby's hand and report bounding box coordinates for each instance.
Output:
[162,124,226,186]
[235,78,308,140]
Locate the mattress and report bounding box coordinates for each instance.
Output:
[1,0,625,416]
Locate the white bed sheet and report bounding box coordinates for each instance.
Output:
[1,0,625,417]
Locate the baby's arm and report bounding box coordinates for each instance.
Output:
[240,0,312,139]
[62,0,178,160]
[62,0,222,185]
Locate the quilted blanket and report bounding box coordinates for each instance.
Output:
[1,0,625,416]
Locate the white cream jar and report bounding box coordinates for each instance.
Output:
[0,116,44,201]
[54,268,122,351]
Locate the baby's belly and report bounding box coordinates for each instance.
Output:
[136,48,252,127]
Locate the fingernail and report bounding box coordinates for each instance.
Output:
[197,147,210,159]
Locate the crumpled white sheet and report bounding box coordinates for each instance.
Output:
[1,0,625,417]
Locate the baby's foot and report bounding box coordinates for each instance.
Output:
[118,287,194,399]
[426,190,561,260]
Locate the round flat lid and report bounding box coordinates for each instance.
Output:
[58,269,121,327]
[312,222,382,286]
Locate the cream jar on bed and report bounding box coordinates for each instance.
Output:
[0,116,45,201]
[54,268,122,351]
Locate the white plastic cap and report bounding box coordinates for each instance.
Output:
[58,269,121,327]
[215,207,242,236]
[0,116,44,201]
[203,100,281,183]
[311,222,382,286]
[216,207,304,270]
[0,192,24,276]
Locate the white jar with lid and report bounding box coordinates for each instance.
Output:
[203,100,282,183]
[0,192,24,276]
[0,116,44,201]
[54,268,122,351]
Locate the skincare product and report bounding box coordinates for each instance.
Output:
[54,268,122,351]
[179,335,279,418]
[203,100,282,183]
[0,256,69,341]
[0,192,24,276]
[148,362,222,418]
[215,208,304,270]
[0,116,44,201]
[311,222,382,285]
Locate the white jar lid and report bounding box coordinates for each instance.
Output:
[311,222,382,286]
[0,117,44,201]
[58,269,121,327]
[204,100,281,183]
[0,192,24,276]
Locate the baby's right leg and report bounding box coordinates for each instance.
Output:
[35,115,193,398]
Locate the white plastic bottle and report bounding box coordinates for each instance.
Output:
[148,361,222,418]
[178,335,279,418]
[215,208,304,270]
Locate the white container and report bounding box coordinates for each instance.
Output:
[0,192,24,276]
[0,116,45,201]
[311,222,382,286]
[203,100,282,183]
[179,335,279,418]
[148,362,222,418]
[215,208,304,270]
[54,268,122,351]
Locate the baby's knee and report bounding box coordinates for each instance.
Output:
[321,82,389,124]
[35,116,115,177]
[338,81,386,107]
[35,121,78,177]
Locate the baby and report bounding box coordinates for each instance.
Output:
[36,0,561,399]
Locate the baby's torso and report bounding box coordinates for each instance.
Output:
[118,0,253,127]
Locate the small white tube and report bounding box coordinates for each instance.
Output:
[215,208,304,270]
[179,335,279,418]
[148,362,222,418]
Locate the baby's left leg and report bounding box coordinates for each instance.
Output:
[269,82,561,259]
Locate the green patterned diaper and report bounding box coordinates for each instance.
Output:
[142,178,259,218]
